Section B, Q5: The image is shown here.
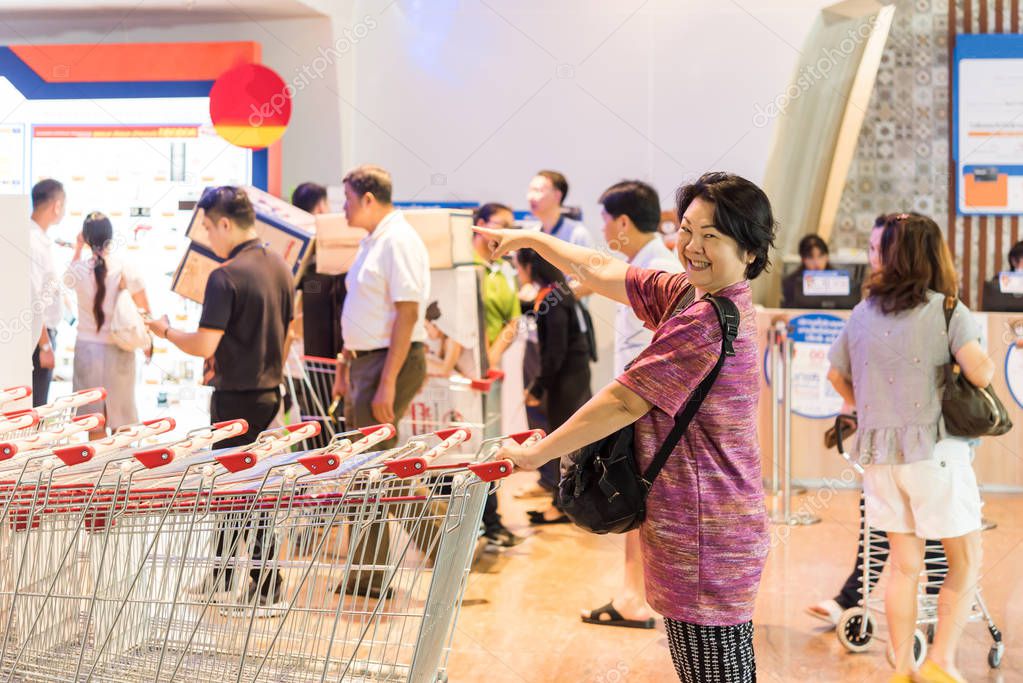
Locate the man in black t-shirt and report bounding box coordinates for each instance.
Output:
[148,187,293,440]
[147,186,293,610]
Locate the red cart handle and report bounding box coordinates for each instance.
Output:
[52,444,96,466]
[215,451,257,473]
[468,459,515,482]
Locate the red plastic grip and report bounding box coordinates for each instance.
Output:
[435,427,469,441]
[298,453,341,474]
[510,429,545,445]
[0,443,17,461]
[133,448,174,469]
[73,413,106,428]
[53,444,96,466]
[215,451,257,473]
[486,368,505,381]
[287,421,322,436]
[384,457,428,478]
[78,387,108,400]
[213,418,248,433]
[468,459,515,482]
[143,417,177,430]
[470,377,495,391]
[358,424,394,437]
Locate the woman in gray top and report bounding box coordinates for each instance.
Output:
[827,214,995,683]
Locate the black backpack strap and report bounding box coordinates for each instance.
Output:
[640,294,740,487]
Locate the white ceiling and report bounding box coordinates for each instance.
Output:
[0,0,329,19]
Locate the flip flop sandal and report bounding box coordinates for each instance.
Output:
[581,602,655,629]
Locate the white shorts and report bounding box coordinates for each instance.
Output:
[863,440,983,540]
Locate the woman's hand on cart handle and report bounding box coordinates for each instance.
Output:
[496,430,547,471]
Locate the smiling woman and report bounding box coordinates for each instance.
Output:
[474,172,778,683]
[674,172,776,295]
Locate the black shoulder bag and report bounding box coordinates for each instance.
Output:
[557,294,740,535]
[940,297,1012,438]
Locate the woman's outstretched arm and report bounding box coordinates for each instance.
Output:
[473,227,631,305]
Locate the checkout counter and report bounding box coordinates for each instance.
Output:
[755,307,1023,491]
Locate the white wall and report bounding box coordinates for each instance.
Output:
[0,195,32,389]
[0,0,836,386]
[346,1,835,211]
[343,0,836,383]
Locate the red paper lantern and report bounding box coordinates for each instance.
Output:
[209,62,290,150]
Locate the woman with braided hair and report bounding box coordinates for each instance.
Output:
[66,212,151,437]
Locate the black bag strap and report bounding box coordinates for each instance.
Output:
[641,293,740,487]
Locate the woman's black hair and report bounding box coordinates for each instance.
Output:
[83,211,114,331]
[675,172,777,279]
[473,202,513,225]
[515,248,570,290]
[291,182,328,213]
[197,186,256,228]
[797,234,829,260]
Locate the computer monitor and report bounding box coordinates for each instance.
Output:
[981,279,1023,312]
[782,269,862,310]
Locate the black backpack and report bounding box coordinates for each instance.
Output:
[557,294,740,534]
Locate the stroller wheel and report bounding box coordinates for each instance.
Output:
[887,629,927,669]
[837,607,875,653]
[988,642,1004,669]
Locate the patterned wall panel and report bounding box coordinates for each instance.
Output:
[831,0,1021,308]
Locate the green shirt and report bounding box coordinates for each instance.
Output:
[476,254,520,344]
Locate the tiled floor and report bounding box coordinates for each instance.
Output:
[446,476,1022,682]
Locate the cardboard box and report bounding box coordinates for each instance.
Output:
[170,242,223,304]
[314,213,367,275]
[403,209,475,270]
[185,185,315,278]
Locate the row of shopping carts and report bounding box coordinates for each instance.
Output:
[0,384,538,682]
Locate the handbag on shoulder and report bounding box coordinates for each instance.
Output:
[557,293,740,534]
[110,274,152,352]
[940,297,1012,438]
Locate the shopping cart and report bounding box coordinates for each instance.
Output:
[0,387,107,445]
[284,354,342,451]
[0,409,539,682]
[401,369,506,453]
[829,415,1005,669]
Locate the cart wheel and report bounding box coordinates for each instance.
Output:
[837,607,876,653]
[885,629,927,669]
[988,642,1004,669]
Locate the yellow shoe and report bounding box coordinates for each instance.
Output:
[889,675,912,683]
[914,660,966,683]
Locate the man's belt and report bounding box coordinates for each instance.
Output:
[342,341,423,361]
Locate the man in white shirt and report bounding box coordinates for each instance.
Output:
[29,179,66,406]
[604,181,682,376]
[581,180,681,631]
[331,165,432,598]
[526,169,593,248]
[333,165,429,444]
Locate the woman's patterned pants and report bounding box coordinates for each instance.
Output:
[664,619,756,683]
